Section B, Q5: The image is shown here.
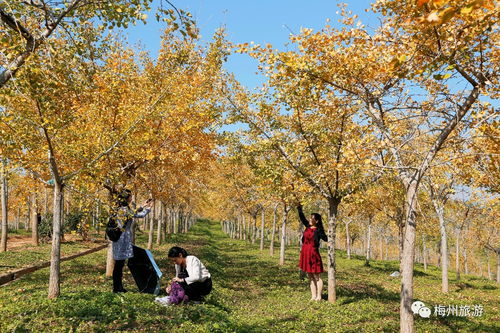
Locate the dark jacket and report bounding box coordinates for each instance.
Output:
[298,205,327,248]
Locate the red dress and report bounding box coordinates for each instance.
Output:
[299,227,324,273]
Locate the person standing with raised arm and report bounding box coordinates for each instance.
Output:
[112,189,152,293]
[297,204,327,301]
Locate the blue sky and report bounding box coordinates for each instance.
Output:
[126,0,379,90]
[123,0,497,133]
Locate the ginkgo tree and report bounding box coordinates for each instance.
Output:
[0,26,162,298]
[0,18,228,298]
[225,65,382,302]
[236,1,497,331]
[0,0,196,88]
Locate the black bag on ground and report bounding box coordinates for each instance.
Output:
[105,214,122,242]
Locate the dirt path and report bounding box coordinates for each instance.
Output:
[6,233,96,250]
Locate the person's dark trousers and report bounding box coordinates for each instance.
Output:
[113,259,126,292]
[181,278,212,301]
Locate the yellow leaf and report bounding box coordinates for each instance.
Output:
[426,11,441,23]
[441,8,456,23]
[432,0,447,7]
[460,5,474,14]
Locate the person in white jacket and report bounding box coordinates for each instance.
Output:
[168,246,212,302]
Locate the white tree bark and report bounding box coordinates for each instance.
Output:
[147,200,156,250]
[0,160,8,252]
[327,197,340,303]
[399,182,418,333]
[345,220,351,259]
[487,251,492,280]
[279,206,290,266]
[106,242,114,277]
[455,227,461,281]
[156,201,163,245]
[432,198,448,292]
[260,208,265,251]
[365,217,372,266]
[48,182,64,298]
[31,194,39,246]
[270,204,278,256]
[422,234,427,272]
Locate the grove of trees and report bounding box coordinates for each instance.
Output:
[1,1,497,333]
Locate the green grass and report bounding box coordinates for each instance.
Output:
[7,228,31,235]
[0,220,498,332]
[0,238,104,275]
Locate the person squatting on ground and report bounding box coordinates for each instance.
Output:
[167,246,212,302]
[297,204,327,301]
[112,189,152,293]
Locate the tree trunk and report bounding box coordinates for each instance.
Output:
[48,182,63,298]
[156,201,163,245]
[455,227,460,281]
[147,200,155,250]
[243,215,248,241]
[378,233,383,260]
[432,198,448,292]
[237,214,241,240]
[240,214,244,240]
[96,203,101,234]
[15,206,19,230]
[422,234,427,272]
[327,196,340,303]
[487,251,492,280]
[185,210,191,233]
[464,247,468,275]
[26,198,31,230]
[44,187,49,215]
[365,218,372,266]
[437,239,441,268]
[173,208,178,234]
[385,236,389,261]
[260,208,265,251]
[0,160,8,252]
[106,242,114,277]
[143,214,148,232]
[279,205,290,266]
[31,194,39,245]
[173,208,177,234]
[60,189,65,242]
[166,204,171,236]
[479,258,483,277]
[252,215,257,244]
[400,182,418,333]
[235,215,239,239]
[496,251,500,285]
[270,204,278,256]
[345,221,351,259]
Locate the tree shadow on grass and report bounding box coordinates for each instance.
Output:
[338,282,400,305]
[428,314,499,333]
[366,261,429,277]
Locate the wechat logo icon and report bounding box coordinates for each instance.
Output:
[411,301,431,318]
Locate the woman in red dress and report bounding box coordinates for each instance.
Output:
[298,204,327,301]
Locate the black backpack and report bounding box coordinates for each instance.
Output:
[106,214,123,242]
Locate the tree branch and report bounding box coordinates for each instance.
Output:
[0,7,34,41]
[63,88,171,181]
